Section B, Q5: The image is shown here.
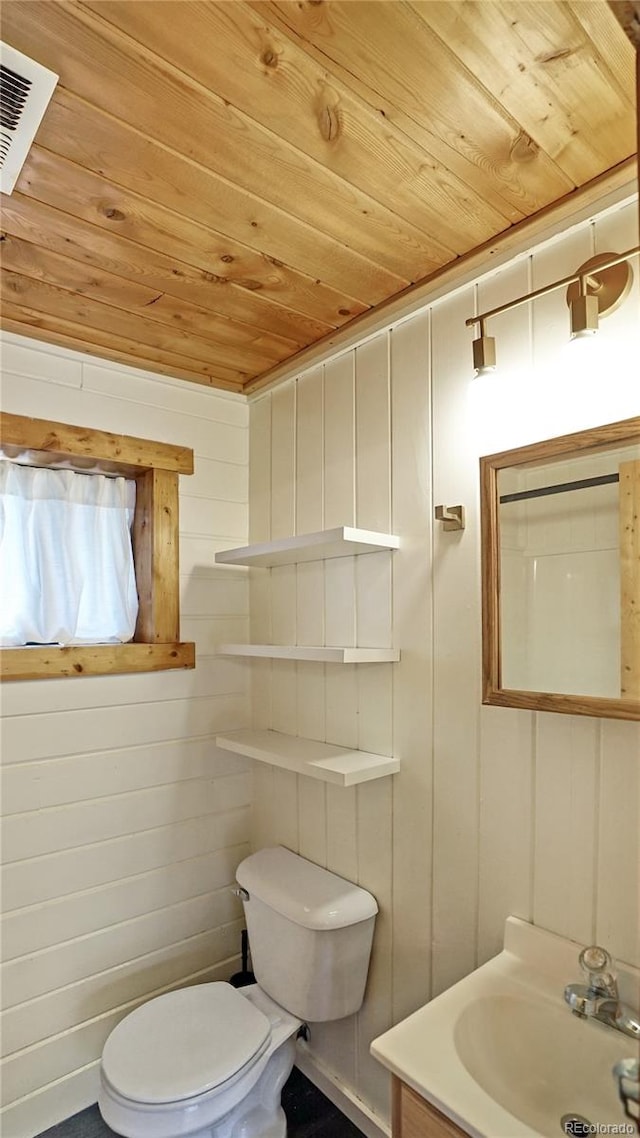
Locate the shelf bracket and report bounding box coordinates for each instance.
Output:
[435,504,465,532]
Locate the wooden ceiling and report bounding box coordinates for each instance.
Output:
[0,1,637,394]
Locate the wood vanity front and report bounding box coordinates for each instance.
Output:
[392,1077,469,1138]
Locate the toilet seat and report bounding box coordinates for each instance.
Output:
[102,983,271,1105]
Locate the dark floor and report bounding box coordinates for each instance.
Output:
[37,1067,366,1138]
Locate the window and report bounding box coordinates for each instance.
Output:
[1,462,139,646]
[0,411,195,681]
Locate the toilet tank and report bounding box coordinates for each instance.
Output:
[235,846,377,1022]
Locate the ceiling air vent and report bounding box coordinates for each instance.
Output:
[0,42,58,195]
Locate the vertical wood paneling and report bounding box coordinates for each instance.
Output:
[245,195,639,1134]
[294,366,327,866]
[297,776,327,867]
[477,706,534,964]
[323,355,355,528]
[355,335,391,533]
[322,349,359,914]
[0,333,250,1138]
[267,382,299,848]
[248,393,272,727]
[251,763,277,852]
[270,382,296,540]
[389,313,433,1024]
[430,286,481,996]
[296,367,324,534]
[533,715,600,946]
[352,334,394,1116]
[354,779,393,1118]
[597,720,640,964]
[620,461,640,699]
[270,768,300,852]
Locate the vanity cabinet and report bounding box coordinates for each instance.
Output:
[392,1077,468,1138]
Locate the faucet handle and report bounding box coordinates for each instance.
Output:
[580,945,611,973]
[579,945,618,997]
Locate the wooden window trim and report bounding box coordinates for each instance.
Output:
[0,412,195,680]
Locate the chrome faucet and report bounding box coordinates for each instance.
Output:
[564,945,640,1041]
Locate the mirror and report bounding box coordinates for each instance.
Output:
[480,417,640,721]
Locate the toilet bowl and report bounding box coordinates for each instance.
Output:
[99,983,300,1138]
[99,847,378,1138]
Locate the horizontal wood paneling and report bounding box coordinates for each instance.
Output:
[0,332,250,1135]
[0,0,634,388]
[35,87,404,303]
[15,148,359,331]
[1,815,248,913]
[0,193,338,351]
[1,918,244,1096]
[262,0,575,214]
[85,0,507,251]
[409,1,635,183]
[1,916,247,1056]
[0,369,248,463]
[0,231,308,358]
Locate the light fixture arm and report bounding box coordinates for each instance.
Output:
[465,245,639,331]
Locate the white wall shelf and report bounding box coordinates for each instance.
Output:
[214,526,399,567]
[218,644,400,663]
[216,729,400,786]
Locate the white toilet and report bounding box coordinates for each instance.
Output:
[98,846,378,1138]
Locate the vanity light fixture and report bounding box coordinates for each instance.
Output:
[466,246,637,375]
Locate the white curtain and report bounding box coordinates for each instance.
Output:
[0,461,138,647]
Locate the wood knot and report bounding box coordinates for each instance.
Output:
[261,49,278,68]
[103,207,126,221]
[318,103,340,143]
[509,131,539,163]
[221,254,234,264]
[236,278,262,291]
[73,663,83,672]
[537,47,574,65]
[338,308,351,316]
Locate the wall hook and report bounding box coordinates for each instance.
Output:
[435,504,465,532]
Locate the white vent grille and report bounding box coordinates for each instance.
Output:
[0,42,58,195]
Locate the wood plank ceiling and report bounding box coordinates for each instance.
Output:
[0,0,636,394]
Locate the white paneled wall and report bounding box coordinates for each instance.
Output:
[248,197,640,1127]
[0,333,251,1138]
[249,320,432,1121]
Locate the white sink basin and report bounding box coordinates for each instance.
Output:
[454,992,627,1135]
[371,918,638,1138]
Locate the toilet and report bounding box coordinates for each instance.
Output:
[98,846,378,1138]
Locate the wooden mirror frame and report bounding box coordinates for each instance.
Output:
[480,416,640,721]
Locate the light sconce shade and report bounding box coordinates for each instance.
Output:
[472,320,496,375]
[569,292,599,338]
[566,252,633,339]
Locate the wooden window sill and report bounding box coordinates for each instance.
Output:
[0,642,195,681]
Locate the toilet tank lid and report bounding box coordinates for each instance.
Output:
[236,846,378,930]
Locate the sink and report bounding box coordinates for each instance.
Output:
[454,993,628,1135]
[371,918,638,1138]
